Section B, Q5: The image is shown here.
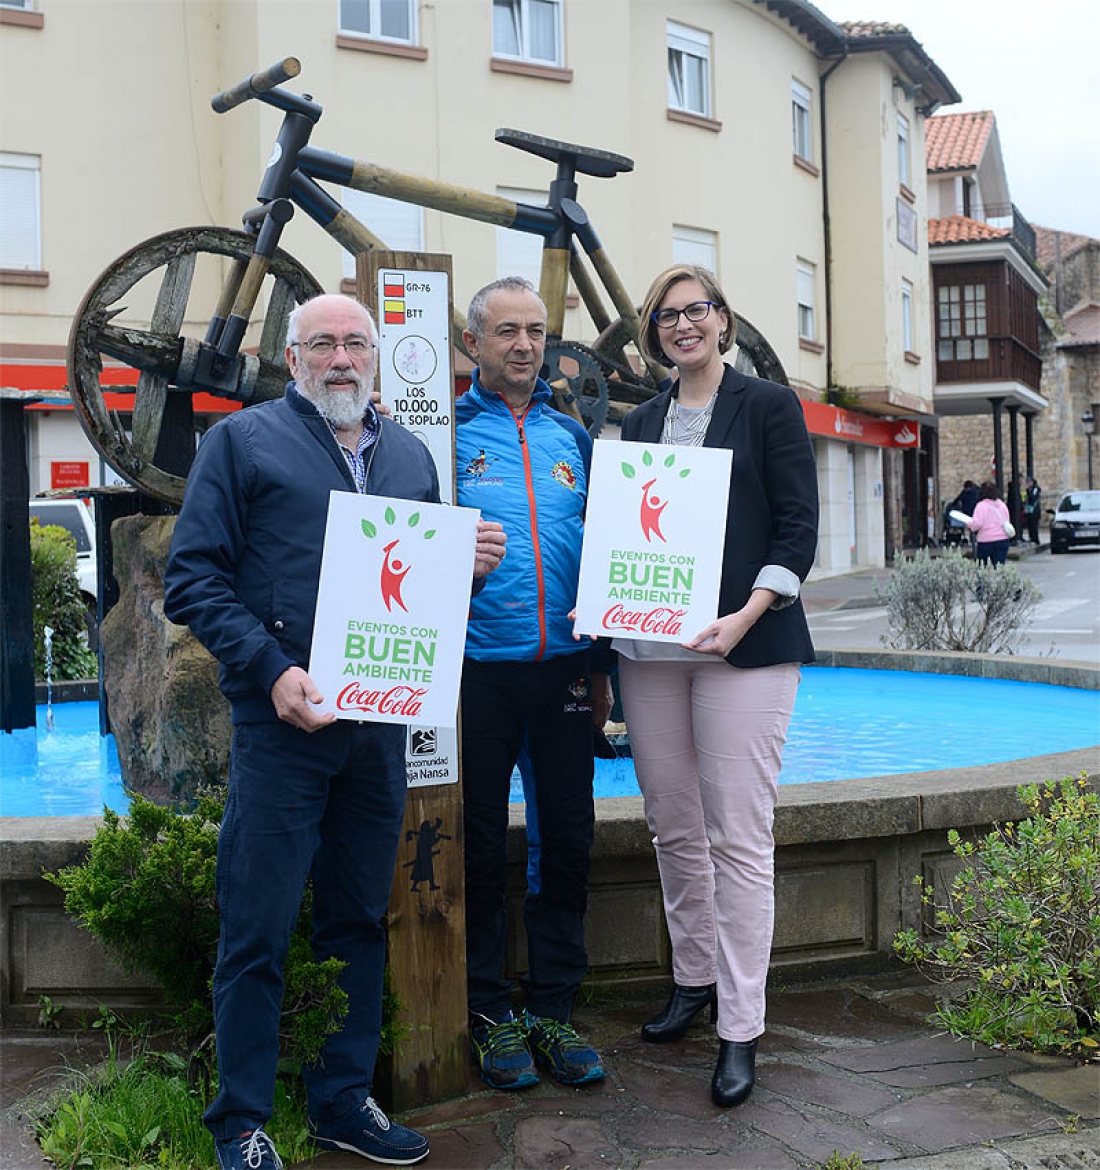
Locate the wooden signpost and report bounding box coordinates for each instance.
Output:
[359,252,469,1109]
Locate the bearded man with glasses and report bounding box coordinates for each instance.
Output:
[165,294,505,1169]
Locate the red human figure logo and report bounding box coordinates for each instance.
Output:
[639,478,668,543]
[381,539,411,612]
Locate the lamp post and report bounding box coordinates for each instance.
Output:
[1084,409,1096,490]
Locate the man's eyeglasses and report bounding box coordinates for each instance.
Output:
[651,301,720,329]
[290,335,376,357]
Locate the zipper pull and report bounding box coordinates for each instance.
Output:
[517,422,526,445]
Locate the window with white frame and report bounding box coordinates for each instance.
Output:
[0,152,42,270]
[796,260,816,341]
[672,225,717,273]
[902,279,914,352]
[496,187,548,287]
[792,79,812,162]
[897,112,910,188]
[339,0,416,42]
[493,0,562,66]
[667,21,711,118]
[340,188,423,279]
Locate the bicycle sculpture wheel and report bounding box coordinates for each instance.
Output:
[67,226,323,505]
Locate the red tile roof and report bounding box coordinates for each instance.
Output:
[839,21,911,37]
[1061,304,1100,347]
[928,215,1011,245]
[926,111,994,172]
[1034,225,1096,270]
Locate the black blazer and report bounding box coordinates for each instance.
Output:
[620,365,818,668]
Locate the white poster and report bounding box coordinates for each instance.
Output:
[377,269,455,503]
[308,491,479,727]
[574,440,732,642]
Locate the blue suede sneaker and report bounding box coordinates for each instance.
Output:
[311,1096,429,1165]
[522,1010,605,1085]
[469,1011,539,1090]
[215,1128,283,1170]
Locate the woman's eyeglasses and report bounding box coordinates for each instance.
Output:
[651,301,719,329]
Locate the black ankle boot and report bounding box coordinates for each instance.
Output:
[641,983,717,1043]
[711,1037,758,1107]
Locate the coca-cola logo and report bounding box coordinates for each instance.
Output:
[602,604,686,636]
[336,683,426,717]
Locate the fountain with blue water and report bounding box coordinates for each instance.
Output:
[3,667,1097,817]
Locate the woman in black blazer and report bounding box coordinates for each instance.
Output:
[616,265,818,1107]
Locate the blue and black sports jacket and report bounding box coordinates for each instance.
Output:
[456,373,592,663]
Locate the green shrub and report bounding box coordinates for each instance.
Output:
[878,548,1040,654]
[46,789,398,1068]
[30,519,97,680]
[894,776,1100,1058]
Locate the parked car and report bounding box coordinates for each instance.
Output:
[1047,490,1100,554]
[28,497,98,603]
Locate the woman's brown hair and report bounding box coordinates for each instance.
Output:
[637,264,736,368]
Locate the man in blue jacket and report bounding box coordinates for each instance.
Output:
[164,294,504,1169]
[456,277,611,1091]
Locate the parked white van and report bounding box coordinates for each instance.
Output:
[28,498,97,603]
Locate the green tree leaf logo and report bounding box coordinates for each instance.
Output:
[620,451,690,481]
[361,509,437,543]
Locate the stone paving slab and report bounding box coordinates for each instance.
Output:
[882,1130,1100,1169]
[756,1060,902,1117]
[742,1094,905,1163]
[866,1082,1066,1153]
[818,1033,1032,1088]
[1008,1065,1100,1119]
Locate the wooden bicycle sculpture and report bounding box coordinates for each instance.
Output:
[67,57,786,506]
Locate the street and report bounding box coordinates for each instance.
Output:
[806,548,1100,664]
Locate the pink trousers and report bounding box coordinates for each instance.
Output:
[618,656,800,1041]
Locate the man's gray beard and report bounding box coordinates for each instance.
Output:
[297,366,373,428]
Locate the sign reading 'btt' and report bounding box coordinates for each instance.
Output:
[378,269,455,504]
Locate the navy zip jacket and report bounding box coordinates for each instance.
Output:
[164,384,440,724]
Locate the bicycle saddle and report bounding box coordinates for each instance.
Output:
[495,128,633,178]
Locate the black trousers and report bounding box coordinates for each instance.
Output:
[461,651,595,1023]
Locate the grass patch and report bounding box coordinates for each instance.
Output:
[32,1033,314,1169]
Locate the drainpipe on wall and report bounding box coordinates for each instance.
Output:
[818,49,847,393]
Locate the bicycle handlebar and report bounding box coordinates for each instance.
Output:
[212,57,301,113]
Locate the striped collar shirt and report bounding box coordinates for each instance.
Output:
[326,403,381,493]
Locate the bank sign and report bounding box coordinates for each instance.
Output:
[574,440,732,642]
[309,492,478,728]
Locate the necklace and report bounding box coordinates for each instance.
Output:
[662,392,716,447]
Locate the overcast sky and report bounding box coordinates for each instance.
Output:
[828,0,1099,238]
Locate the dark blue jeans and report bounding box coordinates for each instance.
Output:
[203,718,407,1140]
[976,538,1010,566]
[461,652,595,1024]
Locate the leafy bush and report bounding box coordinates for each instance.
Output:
[894,776,1100,1058]
[30,519,97,680]
[47,790,378,1067]
[878,548,1040,654]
